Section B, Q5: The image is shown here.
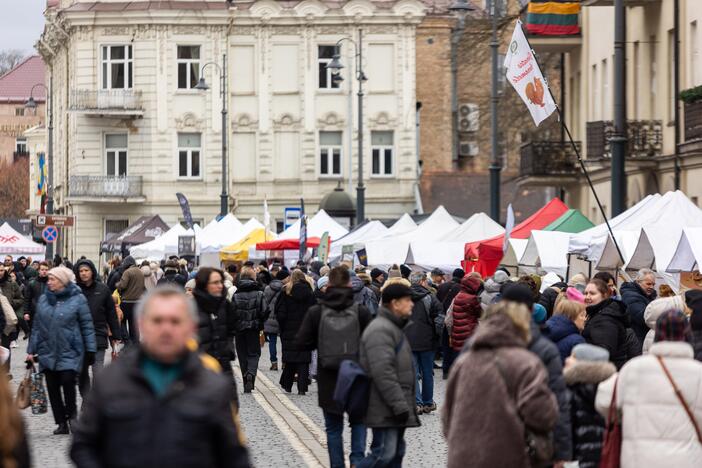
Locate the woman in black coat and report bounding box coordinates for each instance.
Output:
[275,270,316,394]
[583,279,633,369]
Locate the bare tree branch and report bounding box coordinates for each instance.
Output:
[0,50,26,76]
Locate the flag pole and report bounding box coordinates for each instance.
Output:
[518,21,626,267]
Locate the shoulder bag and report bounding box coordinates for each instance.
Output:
[599,377,621,468]
[657,355,702,444]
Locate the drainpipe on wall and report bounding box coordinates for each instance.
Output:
[415,102,424,214]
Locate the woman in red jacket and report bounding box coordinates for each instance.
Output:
[449,276,483,351]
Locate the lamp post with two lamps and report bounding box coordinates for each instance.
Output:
[194,54,229,218]
[326,30,368,226]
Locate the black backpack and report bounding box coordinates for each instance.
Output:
[318,304,360,370]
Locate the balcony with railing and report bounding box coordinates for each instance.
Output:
[519,140,581,186]
[522,4,582,54]
[684,101,702,142]
[68,175,145,202]
[586,120,663,160]
[69,89,144,117]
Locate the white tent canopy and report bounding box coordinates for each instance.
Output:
[129,223,202,260]
[405,241,465,273]
[329,220,389,261]
[385,214,417,237]
[0,223,45,257]
[200,214,244,253]
[397,206,458,242]
[440,212,505,243]
[278,209,348,240]
[667,227,702,272]
[520,230,573,278]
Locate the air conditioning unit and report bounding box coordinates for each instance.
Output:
[458,103,479,133]
[459,141,479,157]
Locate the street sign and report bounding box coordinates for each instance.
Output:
[34,215,75,227]
[42,226,59,243]
[178,235,196,257]
[284,207,301,230]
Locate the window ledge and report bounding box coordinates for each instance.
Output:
[177,177,204,181]
[318,174,344,179]
[174,89,201,95]
[370,174,396,179]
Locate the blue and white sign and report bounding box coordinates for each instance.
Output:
[42,226,58,243]
[284,207,301,230]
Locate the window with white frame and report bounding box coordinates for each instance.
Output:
[15,138,27,154]
[319,131,342,176]
[101,45,133,90]
[178,133,201,178]
[318,45,340,90]
[105,134,128,177]
[371,131,394,176]
[177,46,200,89]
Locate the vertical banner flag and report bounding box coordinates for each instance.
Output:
[176,192,194,230]
[263,198,270,232]
[318,231,330,264]
[37,152,47,214]
[504,20,557,126]
[299,215,308,261]
[502,203,515,254]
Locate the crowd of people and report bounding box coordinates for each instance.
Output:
[1,250,702,467]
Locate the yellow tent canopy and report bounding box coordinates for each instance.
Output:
[219,228,277,262]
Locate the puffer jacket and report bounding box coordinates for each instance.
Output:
[443,313,558,468]
[641,295,685,354]
[449,276,482,351]
[276,282,316,363]
[193,289,236,365]
[583,299,631,369]
[529,321,572,462]
[543,314,586,363]
[437,278,461,312]
[75,259,122,349]
[27,283,97,373]
[351,275,378,316]
[359,306,420,429]
[620,281,657,348]
[404,284,442,352]
[479,278,503,308]
[564,359,617,468]
[595,341,702,468]
[232,279,265,332]
[262,279,283,334]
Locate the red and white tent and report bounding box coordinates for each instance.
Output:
[0,223,45,257]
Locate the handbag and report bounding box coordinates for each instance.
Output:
[599,377,621,468]
[657,356,702,443]
[15,367,32,409]
[494,355,554,467]
[0,292,17,335]
[30,370,48,415]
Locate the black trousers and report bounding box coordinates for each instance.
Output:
[44,369,78,425]
[235,330,261,379]
[121,301,139,345]
[280,362,309,393]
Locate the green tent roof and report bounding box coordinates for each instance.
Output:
[543,209,594,233]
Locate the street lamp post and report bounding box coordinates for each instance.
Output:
[488,0,502,223]
[326,30,368,226]
[448,0,475,166]
[195,53,229,218]
[26,80,53,259]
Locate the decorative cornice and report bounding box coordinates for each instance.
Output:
[317,112,345,130]
[272,113,302,130]
[175,112,205,132]
[232,113,259,131]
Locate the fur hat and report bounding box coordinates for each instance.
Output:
[572,343,610,362]
[48,266,75,286]
[381,283,413,305]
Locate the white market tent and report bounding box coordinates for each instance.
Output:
[278,209,348,240]
[667,227,702,272]
[499,238,529,276]
[129,223,202,261]
[440,212,505,243]
[200,214,243,253]
[329,220,389,262]
[520,230,573,278]
[364,214,419,268]
[0,223,45,258]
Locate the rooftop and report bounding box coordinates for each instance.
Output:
[0,56,46,103]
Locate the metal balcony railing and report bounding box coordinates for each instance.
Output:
[69,89,143,113]
[520,141,581,177]
[684,101,702,142]
[68,175,143,198]
[586,120,663,160]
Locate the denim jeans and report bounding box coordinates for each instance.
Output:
[266,333,278,363]
[322,410,367,468]
[412,350,435,406]
[357,427,406,468]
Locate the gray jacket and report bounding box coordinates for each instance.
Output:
[262,279,283,335]
[360,306,420,429]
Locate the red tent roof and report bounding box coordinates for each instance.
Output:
[256,237,321,251]
[464,198,568,277]
[0,56,46,103]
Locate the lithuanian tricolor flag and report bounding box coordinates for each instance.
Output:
[526,1,581,36]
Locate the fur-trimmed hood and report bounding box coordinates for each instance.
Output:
[564,360,616,386]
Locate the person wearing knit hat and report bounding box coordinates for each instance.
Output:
[381,283,413,305]
[654,309,691,343]
[399,264,412,279]
[387,265,402,279]
[48,265,75,286]
[501,283,535,310]
[568,273,588,293]
[566,286,585,304]
[532,303,547,325]
[570,343,610,362]
[317,276,329,292]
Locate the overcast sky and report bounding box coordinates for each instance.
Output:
[1,1,46,55]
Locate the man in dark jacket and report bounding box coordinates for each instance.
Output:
[23,261,50,334]
[75,259,122,396]
[115,256,145,345]
[231,266,265,393]
[297,266,372,468]
[70,285,250,468]
[620,268,657,350]
[406,271,443,415]
[262,269,289,371]
[350,270,378,316]
[157,260,187,288]
[358,283,420,467]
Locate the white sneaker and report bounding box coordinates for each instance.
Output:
[10,340,18,348]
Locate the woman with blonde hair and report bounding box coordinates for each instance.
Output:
[0,368,30,468]
[544,298,587,363]
[276,269,316,394]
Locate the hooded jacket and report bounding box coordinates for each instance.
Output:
[75,259,122,349]
[231,279,265,332]
[276,282,316,363]
[360,306,420,429]
[595,342,702,468]
[115,256,145,301]
[479,278,503,308]
[544,314,586,363]
[296,287,372,415]
[262,279,283,335]
[351,274,378,316]
[450,276,482,351]
[443,314,558,468]
[193,289,236,365]
[564,359,616,468]
[404,284,442,352]
[27,283,97,372]
[583,299,630,369]
[642,295,686,354]
[620,281,657,348]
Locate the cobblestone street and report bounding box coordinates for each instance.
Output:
[10,338,447,467]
